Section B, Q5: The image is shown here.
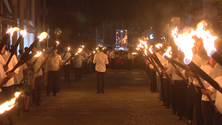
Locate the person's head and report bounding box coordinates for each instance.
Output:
[195,39,206,56]
[25,47,29,53]
[53,48,58,56]
[0,40,6,55]
[208,57,217,68]
[19,49,23,54]
[98,47,102,52]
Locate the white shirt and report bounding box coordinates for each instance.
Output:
[93,51,109,72]
[184,54,209,84]
[31,54,45,77]
[74,54,85,68]
[45,54,63,72]
[0,55,6,65]
[14,63,28,84]
[106,50,110,57]
[211,76,222,114]
[156,52,167,77]
[61,51,72,65]
[165,58,184,80]
[2,51,19,87]
[193,61,222,101]
[0,64,6,92]
[110,51,116,59]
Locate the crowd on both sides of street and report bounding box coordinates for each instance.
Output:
[144,40,222,125]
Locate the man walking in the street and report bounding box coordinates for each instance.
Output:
[61,48,72,84]
[93,47,109,94]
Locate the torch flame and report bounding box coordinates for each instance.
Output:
[37,32,48,41]
[171,27,195,65]
[155,43,163,49]
[75,48,83,55]
[0,92,22,114]
[43,49,45,52]
[6,27,20,36]
[68,47,70,51]
[195,21,217,57]
[163,46,172,58]
[132,52,138,55]
[20,30,27,37]
[149,45,154,54]
[34,51,42,57]
[81,45,85,48]
[56,41,60,46]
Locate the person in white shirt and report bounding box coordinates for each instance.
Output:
[61,48,72,84]
[203,76,222,125]
[0,40,19,125]
[109,49,116,70]
[30,46,45,106]
[93,47,109,94]
[74,53,85,81]
[185,40,209,125]
[194,57,222,125]
[163,50,187,120]
[45,48,63,96]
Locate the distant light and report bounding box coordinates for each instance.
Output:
[150,34,154,39]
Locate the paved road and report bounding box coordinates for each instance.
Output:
[3,69,189,125]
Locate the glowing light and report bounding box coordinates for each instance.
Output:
[56,41,60,46]
[149,45,154,54]
[155,43,163,49]
[67,47,70,51]
[6,27,20,36]
[195,21,217,57]
[20,30,27,37]
[171,27,195,65]
[132,52,138,55]
[34,51,42,57]
[0,92,22,114]
[37,32,48,41]
[43,49,45,53]
[75,48,83,55]
[163,46,172,58]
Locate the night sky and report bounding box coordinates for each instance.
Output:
[45,0,220,50]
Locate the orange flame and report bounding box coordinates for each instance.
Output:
[34,51,42,57]
[195,21,217,56]
[6,27,20,36]
[149,45,153,54]
[68,47,71,51]
[0,92,22,114]
[37,32,48,41]
[155,43,163,49]
[163,46,172,58]
[171,27,195,64]
[75,48,83,55]
[20,30,27,37]
[56,41,60,46]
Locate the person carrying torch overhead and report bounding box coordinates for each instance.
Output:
[62,47,72,84]
[45,48,63,96]
[0,40,19,125]
[30,45,45,106]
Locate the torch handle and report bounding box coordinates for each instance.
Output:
[62,51,67,60]
[5,36,23,67]
[148,57,161,76]
[0,34,10,52]
[193,72,218,112]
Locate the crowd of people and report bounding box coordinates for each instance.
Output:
[144,40,222,125]
[0,42,114,125]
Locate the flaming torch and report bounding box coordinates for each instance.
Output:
[5,30,27,67]
[195,21,222,66]
[36,41,60,73]
[171,26,222,94]
[0,27,20,52]
[0,92,22,114]
[0,32,48,88]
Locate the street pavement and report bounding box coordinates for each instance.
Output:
[3,69,190,125]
